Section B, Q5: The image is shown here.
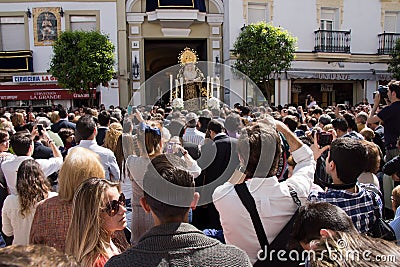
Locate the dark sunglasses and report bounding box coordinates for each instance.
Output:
[102,193,125,217]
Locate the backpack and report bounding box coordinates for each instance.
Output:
[234,183,303,267]
[364,187,396,241]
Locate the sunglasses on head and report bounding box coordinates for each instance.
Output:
[102,192,125,217]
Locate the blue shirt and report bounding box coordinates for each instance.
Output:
[390,207,400,244]
[0,232,5,248]
[309,184,382,233]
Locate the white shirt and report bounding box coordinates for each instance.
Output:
[213,145,315,264]
[2,156,63,195]
[183,127,205,146]
[71,139,120,181]
[307,101,317,109]
[2,192,58,245]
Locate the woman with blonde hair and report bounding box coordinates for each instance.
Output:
[2,159,56,245]
[30,147,106,251]
[65,178,126,267]
[308,231,400,267]
[49,111,60,124]
[103,122,123,152]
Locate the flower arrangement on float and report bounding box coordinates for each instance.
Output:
[172,98,184,110]
[207,97,220,110]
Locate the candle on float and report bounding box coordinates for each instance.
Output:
[180,78,184,99]
[175,79,179,99]
[206,76,210,99]
[170,75,173,102]
[216,77,220,99]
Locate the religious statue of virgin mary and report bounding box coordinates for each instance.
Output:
[176,48,204,102]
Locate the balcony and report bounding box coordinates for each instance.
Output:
[0,50,33,72]
[146,0,206,12]
[378,32,400,55]
[314,30,351,53]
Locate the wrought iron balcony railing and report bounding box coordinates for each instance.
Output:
[378,32,400,55]
[314,29,351,53]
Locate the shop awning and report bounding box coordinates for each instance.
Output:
[0,84,95,101]
[287,70,392,81]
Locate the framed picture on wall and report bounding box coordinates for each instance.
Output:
[33,7,61,46]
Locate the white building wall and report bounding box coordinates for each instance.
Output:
[222,0,393,106]
[273,0,317,51]
[223,1,246,106]
[224,1,244,55]
[342,0,381,53]
[0,2,118,74]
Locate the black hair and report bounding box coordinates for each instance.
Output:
[98,110,111,127]
[76,115,96,140]
[329,138,367,184]
[343,113,358,132]
[388,80,400,99]
[58,108,67,119]
[292,202,356,244]
[207,119,224,134]
[332,117,348,132]
[10,132,32,156]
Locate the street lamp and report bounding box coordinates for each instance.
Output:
[132,55,140,79]
[26,8,32,18]
[59,7,64,17]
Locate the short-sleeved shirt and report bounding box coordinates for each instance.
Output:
[377,101,400,149]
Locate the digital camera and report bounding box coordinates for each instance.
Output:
[317,131,333,147]
[373,85,388,104]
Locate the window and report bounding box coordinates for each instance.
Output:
[70,15,97,31]
[320,8,337,30]
[0,16,26,51]
[384,12,398,32]
[248,2,268,24]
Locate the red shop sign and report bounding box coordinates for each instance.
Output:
[0,84,96,101]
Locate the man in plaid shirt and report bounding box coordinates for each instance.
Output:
[309,138,382,233]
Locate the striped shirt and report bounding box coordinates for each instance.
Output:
[183,127,205,146]
[308,184,382,233]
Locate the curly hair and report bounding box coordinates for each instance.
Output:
[103,122,123,152]
[16,159,51,217]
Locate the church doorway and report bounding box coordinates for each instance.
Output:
[143,39,207,106]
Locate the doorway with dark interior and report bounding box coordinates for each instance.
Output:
[144,39,207,107]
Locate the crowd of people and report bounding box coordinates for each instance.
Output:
[0,81,400,266]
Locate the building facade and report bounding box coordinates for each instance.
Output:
[0,0,120,109]
[121,0,223,107]
[224,0,398,107]
[122,0,399,108]
[1,0,399,108]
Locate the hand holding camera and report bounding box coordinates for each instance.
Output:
[310,130,332,160]
[373,85,389,105]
